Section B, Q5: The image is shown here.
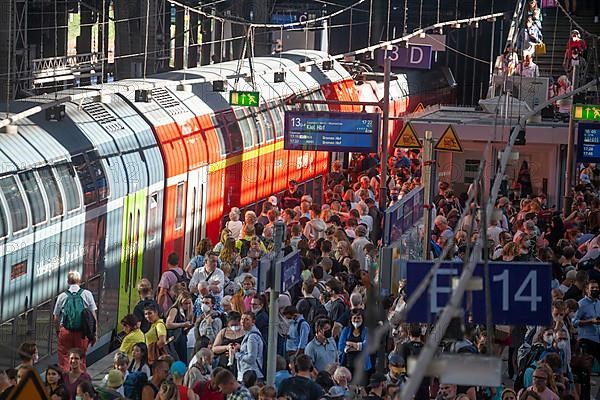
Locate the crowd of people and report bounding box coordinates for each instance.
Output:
[493,0,595,120]
[0,143,598,400]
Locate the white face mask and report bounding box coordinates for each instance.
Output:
[557,340,568,351]
[251,306,262,313]
[421,326,428,336]
[201,304,211,313]
[230,325,242,332]
[352,322,361,329]
[543,334,554,345]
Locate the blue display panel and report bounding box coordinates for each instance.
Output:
[577,122,600,162]
[284,111,380,152]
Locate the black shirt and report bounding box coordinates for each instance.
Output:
[564,284,584,302]
[278,376,325,400]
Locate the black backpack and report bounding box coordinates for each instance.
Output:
[239,239,251,258]
[166,268,189,302]
[514,342,545,391]
[296,318,315,343]
[306,298,328,327]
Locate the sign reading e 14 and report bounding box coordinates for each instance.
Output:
[405,261,551,325]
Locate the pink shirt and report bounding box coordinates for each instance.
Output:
[520,387,559,400]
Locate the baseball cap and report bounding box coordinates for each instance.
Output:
[388,352,404,366]
[170,361,187,377]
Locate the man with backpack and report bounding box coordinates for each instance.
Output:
[53,271,98,372]
[297,281,328,323]
[157,252,188,312]
[283,305,311,357]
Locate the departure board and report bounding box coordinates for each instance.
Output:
[284,111,380,152]
[577,122,600,162]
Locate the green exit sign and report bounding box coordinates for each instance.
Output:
[229,91,260,107]
[573,104,600,121]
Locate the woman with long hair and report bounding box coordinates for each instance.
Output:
[127,342,151,377]
[335,240,354,270]
[166,291,194,363]
[220,237,241,277]
[212,312,246,375]
[338,310,371,383]
[232,274,256,313]
[213,228,232,254]
[44,365,68,400]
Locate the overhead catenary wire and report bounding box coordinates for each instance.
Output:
[0,9,508,128]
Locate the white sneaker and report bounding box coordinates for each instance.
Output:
[595,15,599,23]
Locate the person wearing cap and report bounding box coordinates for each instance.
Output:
[99,369,125,398]
[170,360,195,400]
[280,180,303,210]
[364,372,386,400]
[386,352,406,385]
[278,354,325,400]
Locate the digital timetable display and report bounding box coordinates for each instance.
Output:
[577,122,600,162]
[284,111,380,152]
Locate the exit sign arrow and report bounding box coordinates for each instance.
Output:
[230,90,260,107]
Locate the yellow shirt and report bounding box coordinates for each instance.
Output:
[145,319,167,346]
[120,328,146,358]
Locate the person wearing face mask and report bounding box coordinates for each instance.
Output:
[283,305,311,357]
[305,319,338,371]
[212,312,245,373]
[573,280,600,400]
[251,294,269,339]
[195,294,223,345]
[338,310,371,382]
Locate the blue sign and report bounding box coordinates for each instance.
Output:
[383,187,424,245]
[280,251,301,292]
[284,111,380,152]
[577,122,600,162]
[405,261,552,325]
[378,44,433,70]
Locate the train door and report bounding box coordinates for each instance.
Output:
[117,189,147,323]
[184,167,208,266]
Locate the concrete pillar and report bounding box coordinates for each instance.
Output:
[189,11,199,67]
[174,5,184,70]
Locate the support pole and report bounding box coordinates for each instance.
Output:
[266,221,285,386]
[563,64,578,216]
[481,167,494,353]
[379,57,391,211]
[422,131,434,259]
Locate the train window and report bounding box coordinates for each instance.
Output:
[268,101,284,138]
[0,176,28,232]
[210,115,227,156]
[175,182,184,231]
[89,159,109,200]
[148,193,158,242]
[234,108,255,149]
[0,197,7,238]
[19,171,47,226]
[55,164,82,212]
[72,155,97,205]
[38,167,64,218]
[257,108,274,142]
[216,110,243,154]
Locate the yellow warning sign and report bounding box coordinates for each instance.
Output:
[7,369,49,400]
[394,122,422,148]
[434,125,463,152]
[413,103,425,113]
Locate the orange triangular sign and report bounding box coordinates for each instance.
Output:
[394,122,422,148]
[414,103,425,113]
[7,369,50,400]
[434,125,463,152]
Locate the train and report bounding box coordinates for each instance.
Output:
[0,50,455,367]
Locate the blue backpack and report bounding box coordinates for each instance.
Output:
[123,371,148,400]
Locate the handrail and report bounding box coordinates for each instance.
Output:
[505,0,526,52]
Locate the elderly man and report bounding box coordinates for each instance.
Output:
[189,252,224,300]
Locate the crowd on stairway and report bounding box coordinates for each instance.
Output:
[493,0,597,120]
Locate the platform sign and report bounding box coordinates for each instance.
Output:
[405,261,552,325]
[434,124,463,152]
[573,104,600,121]
[577,122,600,162]
[394,122,422,148]
[229,91,260,107]
[280,250,301,292]
[378,44,433,70]
[284,111,380,152]
[383,186,424,245]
